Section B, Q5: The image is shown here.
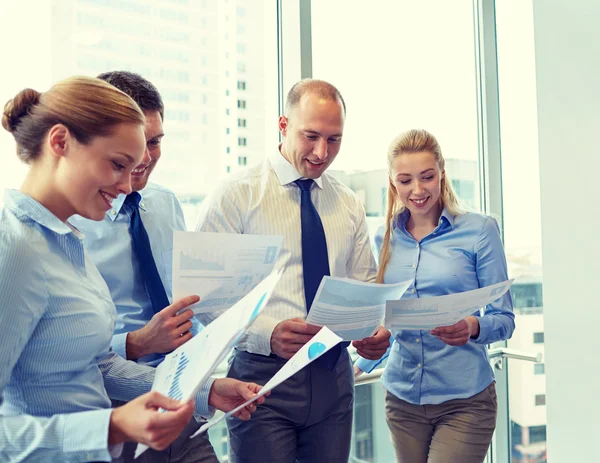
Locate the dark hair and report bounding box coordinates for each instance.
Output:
[98,71,164,120]
[285,78,346,117]
[2,76,145,164]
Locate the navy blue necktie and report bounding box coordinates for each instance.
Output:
[125,192,170,314]
[295,179,344,370]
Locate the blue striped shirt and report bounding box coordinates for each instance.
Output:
[0,190,212,462]
[70,183,199,367]
[356,208,515,405]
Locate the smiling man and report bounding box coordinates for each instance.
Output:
[71,71,220,463]
[195,79,391,463]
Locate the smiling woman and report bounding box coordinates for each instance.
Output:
[0,76,203,462]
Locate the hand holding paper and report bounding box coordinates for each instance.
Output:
[192,326,343,437]
[305,277,412,341]
[134,269,283,458]
[385,279,514,331]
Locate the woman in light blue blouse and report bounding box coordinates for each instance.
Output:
[0,77,264,462]
[355,129,515,463]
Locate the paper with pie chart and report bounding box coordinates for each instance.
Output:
[190,326,343,437]
[135,268,283,458]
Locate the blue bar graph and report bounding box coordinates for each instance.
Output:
[167,352,189,401]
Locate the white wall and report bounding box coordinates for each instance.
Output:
[534,1,600,460]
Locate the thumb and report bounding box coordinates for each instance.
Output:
[144,391,186,411]
[235,381,259,401]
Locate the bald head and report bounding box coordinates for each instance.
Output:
[285,79,346,118]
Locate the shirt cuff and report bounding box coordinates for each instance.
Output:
[472,316,492,344]
[112,332,128,359]
[194,377,216,420]
[62,408,116,462]
[239,315,280,356]
[355,356,383,374]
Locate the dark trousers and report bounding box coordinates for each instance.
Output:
[226,348,354,463]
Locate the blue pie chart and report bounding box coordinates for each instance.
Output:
[308,342,326,360]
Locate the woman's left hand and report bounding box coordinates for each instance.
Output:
[430,316,480,346]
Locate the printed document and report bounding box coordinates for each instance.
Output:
[385,279,514,331]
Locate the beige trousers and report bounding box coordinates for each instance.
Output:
[385,382,498,463]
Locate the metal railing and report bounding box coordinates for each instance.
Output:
[354,347,543,386]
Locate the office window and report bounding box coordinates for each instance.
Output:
[237,99,246,109]
[225,128,230,135]
[238,137,247,147]
[226,147,230,154]
[238,118,247,128]
[533,332,545,344]
[535,394,546,406]
[237,80,246,90]
[534,363,545,375]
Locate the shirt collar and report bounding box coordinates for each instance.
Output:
[269,146,324,189]
[395,205,455,231]
[4,189,77,236]
[106,190,147,222]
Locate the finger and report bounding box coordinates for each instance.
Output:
[148,401,194,430]
[357,346,389,357]
[288,321,322,335]
[173,330,194,348]
[435,329,469,340]
[233,408,251,420]
[162,296,200,317]
[144,391,188,412]
[431,322,464,335]
[174,320,194,336]
[174,308,195,325]
[235,382,260,402]
[284,333,317,345]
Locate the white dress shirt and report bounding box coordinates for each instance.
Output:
[195,150,377,356]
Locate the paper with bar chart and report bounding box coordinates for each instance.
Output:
[172,231,283,315]
[385,279,514,331]
[191,326,343,437]
[305,277,412,341]
[134,268,283,458]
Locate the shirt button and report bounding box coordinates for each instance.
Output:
[410,289,415,294]
[140,202,146,208]
[412,264,416,269]
[110,210,116,216]
[416,244,419,249]
[416,338,421,343]
[417,363,422,368]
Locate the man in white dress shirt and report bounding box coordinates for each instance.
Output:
[195,79,391,463]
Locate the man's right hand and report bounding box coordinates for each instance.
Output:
[270,318,321,359]
[126,295,200,360]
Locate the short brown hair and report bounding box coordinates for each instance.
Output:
[2,76,145,164]
[285,78,346,117]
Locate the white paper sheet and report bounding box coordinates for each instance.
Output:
[385,279,514,331]
[134,268,283,458]
[190,326,343,437]
[172,231,283,313]
[305,277,412,341]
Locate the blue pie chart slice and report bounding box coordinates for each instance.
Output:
[308,342,326,360]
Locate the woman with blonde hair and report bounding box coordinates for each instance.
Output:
[355,129,515,463]
[0,77,263,462]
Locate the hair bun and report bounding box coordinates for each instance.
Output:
[2,88,41,133]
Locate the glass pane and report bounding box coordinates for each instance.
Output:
[311,1,480,460]
[0,0,279,226]
[496,1,547,462]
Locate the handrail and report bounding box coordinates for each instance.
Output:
[354,348,543,385]
[488,347,543,364]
